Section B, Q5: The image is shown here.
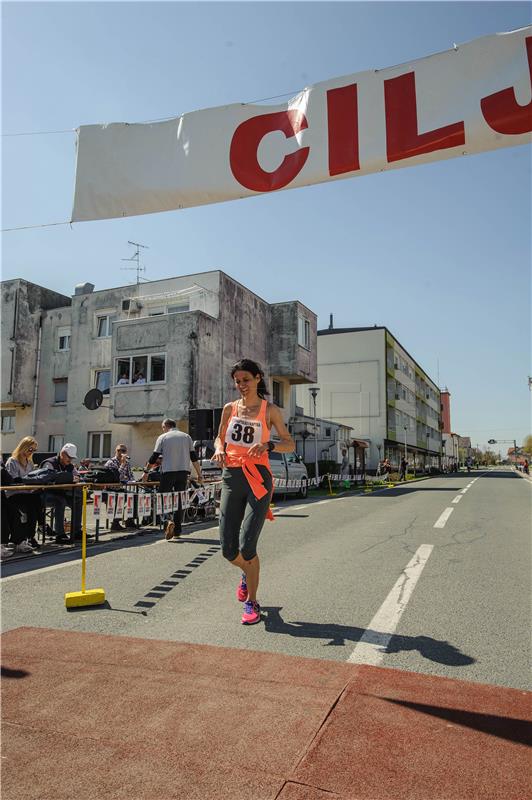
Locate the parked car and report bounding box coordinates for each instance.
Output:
[269,451,309,498]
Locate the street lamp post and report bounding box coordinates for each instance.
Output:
[309,387,320,484]
[403,425,408,463]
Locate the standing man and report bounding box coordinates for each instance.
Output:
[142,419,202,540]
[399,457,407,481]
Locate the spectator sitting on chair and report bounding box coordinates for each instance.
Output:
[40,443,83,544]
[105,443,136,531]
[4,437,42,553]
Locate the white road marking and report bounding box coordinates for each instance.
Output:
[452,495,463,504]
[348,544,434,666]
[434,507,454,528]
[310,499,333,506]
[460,488,469,494]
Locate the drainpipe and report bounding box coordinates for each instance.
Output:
[31,315,43,437]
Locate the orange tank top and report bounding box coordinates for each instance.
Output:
[224,399,273,512]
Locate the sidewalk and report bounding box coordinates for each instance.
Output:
[2,627,530,799]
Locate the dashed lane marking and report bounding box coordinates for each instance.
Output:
[452,495,463,504]
[434,507,454,528]
[348,544,434,666]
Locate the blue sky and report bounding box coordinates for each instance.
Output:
[2,1,530,452]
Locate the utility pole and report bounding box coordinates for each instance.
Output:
[309,387,320,484]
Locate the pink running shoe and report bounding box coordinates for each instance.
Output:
[241,600,261,625]
[236,573,248,602]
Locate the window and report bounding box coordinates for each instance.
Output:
[89,432,112,460]
[48,434,64,452]
[54,378,68,404]
[1,411,15,433]
[272,380,284,407]
[325,427,331,437]
[95,369,111,395]
[168,301,190,314]
[96,315,111,338]
[57,327,71,351]
[298,316,311,349]
[150,355,165,383]
[115,354,166,385]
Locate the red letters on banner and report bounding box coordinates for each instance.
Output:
[384,72,465,162]
[229,110,309,192]
[481,36,532,135]
[327,83,360,175]
[229,37,531,192]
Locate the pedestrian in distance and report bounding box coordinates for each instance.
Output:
[212,358,295,626]
[340,449,350,489]
[524,458,529,475]
[142,419,203,540]
[399,457,407,481]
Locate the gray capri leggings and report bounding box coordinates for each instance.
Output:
[219,466,273,561]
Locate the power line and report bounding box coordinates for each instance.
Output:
[1,89,304,138]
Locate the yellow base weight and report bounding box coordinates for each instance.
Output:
[65,588,106,608]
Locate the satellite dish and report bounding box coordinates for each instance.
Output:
[83,389,104,410]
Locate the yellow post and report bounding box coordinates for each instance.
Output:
[65,483,106,608]
[327,474,335,495]
[81,483,87,593]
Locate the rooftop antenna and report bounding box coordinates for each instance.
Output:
[121,241,149,287]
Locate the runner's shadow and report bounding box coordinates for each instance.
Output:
[262,607,475,666]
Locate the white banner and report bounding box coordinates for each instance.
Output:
[72,28,531,222]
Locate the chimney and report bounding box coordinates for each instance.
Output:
[329,313,334,330]
[74,282,95,296]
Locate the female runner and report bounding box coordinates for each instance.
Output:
[212,359,295,624]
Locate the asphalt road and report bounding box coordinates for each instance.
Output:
[1,469,530,690]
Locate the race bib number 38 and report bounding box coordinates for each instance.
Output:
[225,417,262,449]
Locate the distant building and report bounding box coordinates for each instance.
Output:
[295,325,442,470]
[1,272,317,465]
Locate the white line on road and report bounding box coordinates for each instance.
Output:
[310,499,333,506]
[460,488,469,494]
[452,495,463,504]
[434,507,454,528]
[347,544,434,666]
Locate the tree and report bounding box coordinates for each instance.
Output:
[522,435,532,456]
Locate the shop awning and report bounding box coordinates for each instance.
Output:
[351,439,369,448]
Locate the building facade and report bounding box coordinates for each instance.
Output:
[295,326,442,470]
[1,272,317,466]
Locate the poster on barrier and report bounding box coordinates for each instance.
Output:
[93,491,102,517]
[156,494,163,515]
[172,492,179,512]
[180,490,188,509]
[116,493,125,519]
[162,493,172,514]
[126,493,135,518]
[144,494,152,515]
[107,493,116,518]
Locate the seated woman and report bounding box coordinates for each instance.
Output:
[5,436,42,553]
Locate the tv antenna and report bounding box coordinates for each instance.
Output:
[121,241,149,285]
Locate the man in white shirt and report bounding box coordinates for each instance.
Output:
[142,418,202,539]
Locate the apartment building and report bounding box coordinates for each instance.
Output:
[295,326,442,470]
[1,272,317,465]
